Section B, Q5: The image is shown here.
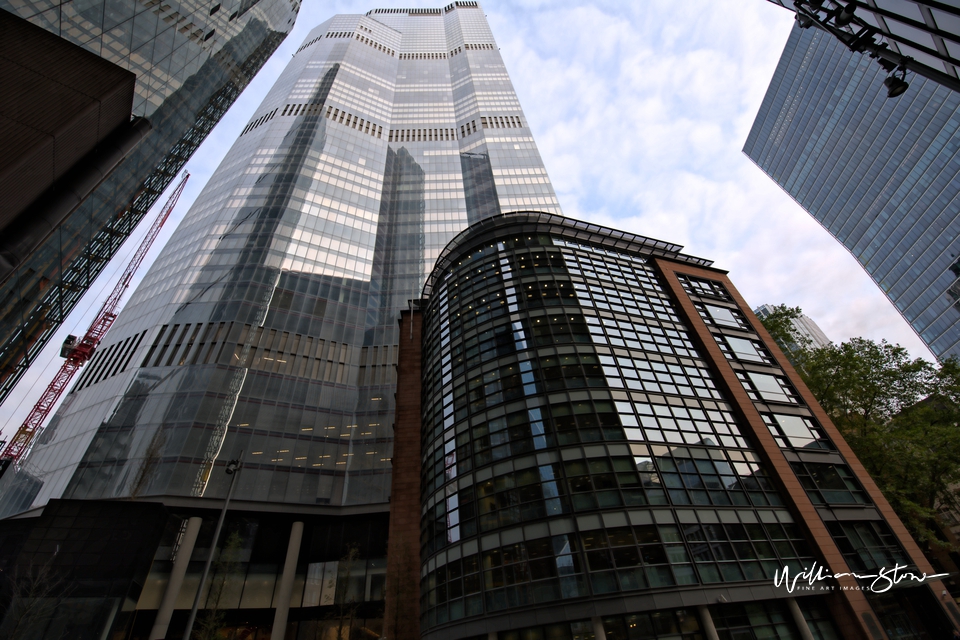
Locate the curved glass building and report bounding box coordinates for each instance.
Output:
[404,212,959,640]
[1,4,958,639]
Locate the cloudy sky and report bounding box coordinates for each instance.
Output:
[0,0,932,434]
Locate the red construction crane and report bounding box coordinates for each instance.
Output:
[0,172,189,464]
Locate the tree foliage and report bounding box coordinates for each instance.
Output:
[801,338,932,438]
[758,304,811,360]
[759,308,960,549]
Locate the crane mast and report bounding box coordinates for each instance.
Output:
[0,172,189,464]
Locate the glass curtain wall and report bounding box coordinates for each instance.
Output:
[0,3,561,516]
[417,214,831,637]
[744,25,960,360]
[0,0,298,404]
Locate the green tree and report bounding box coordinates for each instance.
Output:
[757,304,811,367]
[871,361,960,546]
[799,338,932,439]
[758,311,960,549]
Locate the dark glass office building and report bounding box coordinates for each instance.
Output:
[764,1,960,94]
[390,212,960,640]
[744,24,960,361]
[0,0,299,406]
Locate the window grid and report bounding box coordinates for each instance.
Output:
[422,516,813,626]
[677,274,733,302]
[710,600,799,639]
[651,445,784,508]
[624,399,751,449]
[826,520,911,574]
[420,232,809,628]
[601,355,723,400]
[425,440,790,556]
[694,301,751,330]
[715,335,775,365]
[790,462,870,505]
[602,609,703,640]
[761,413,833,451]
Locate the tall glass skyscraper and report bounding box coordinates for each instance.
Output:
[0,0,299,406]
[0,0,561,516]
[744,25,960,361]
[1,6,957,640]
[754,305,831,350]
[0,4,560,637]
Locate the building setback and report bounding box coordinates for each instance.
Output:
[744,24,960,361]
[0,4,560,638]
[0,0,299,406]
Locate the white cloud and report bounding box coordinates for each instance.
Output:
[1,0,933,435]
[489,0,930,355]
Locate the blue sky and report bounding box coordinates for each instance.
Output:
[0,0,932,434]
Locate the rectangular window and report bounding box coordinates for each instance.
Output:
[763,414,831,450]
[744,372,795,404]
[724,337,764,363]
[705,305,741,328]
[791,462,869,505]
[826,521,908,572]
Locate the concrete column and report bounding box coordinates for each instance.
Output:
[698,605,720,640]
[591,617,607,640]
[787,597,815,640]
[271,521,304,640]
[150,516,202,640]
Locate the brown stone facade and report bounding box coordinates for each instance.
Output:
[384,309,423,640]
[655,257,960,639]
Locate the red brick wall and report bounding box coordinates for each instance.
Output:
[384,309,422,640]
[656,259,883,640]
